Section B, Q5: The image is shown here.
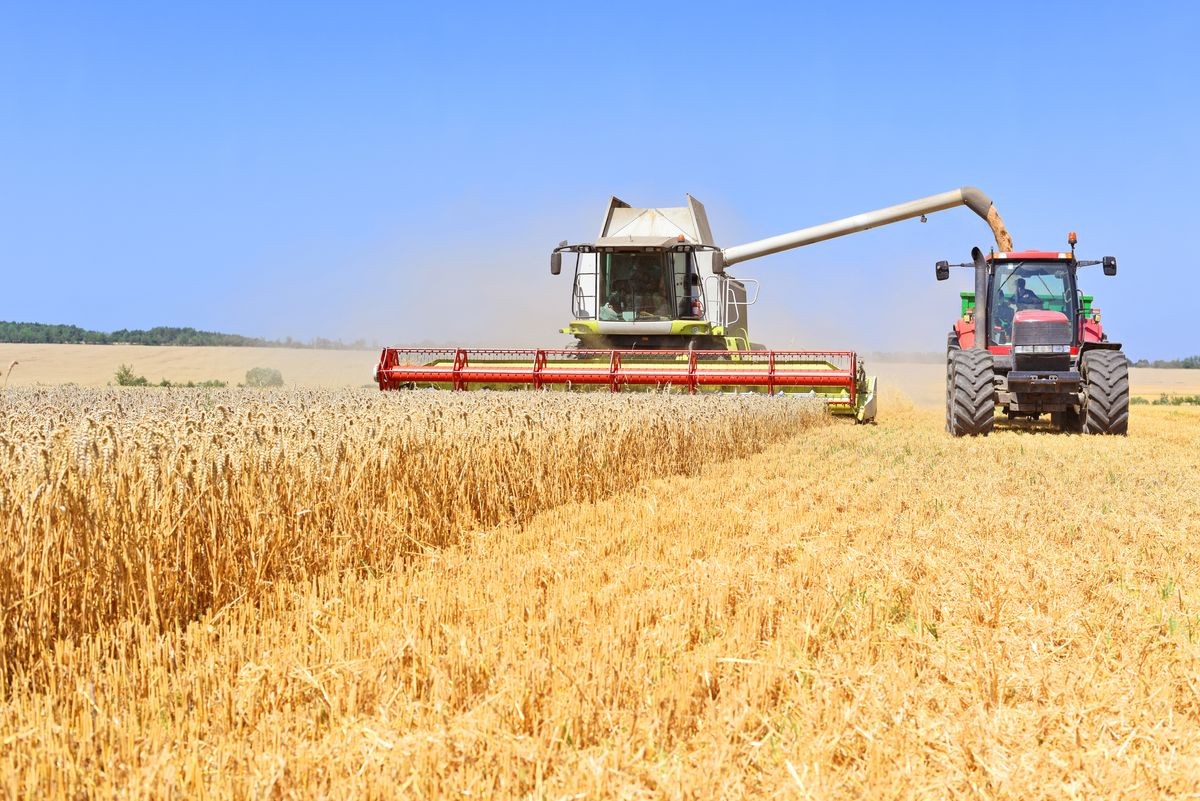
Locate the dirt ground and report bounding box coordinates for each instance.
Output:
[0,343,378,388]
[872,361,1199,409]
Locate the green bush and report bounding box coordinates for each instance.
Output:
[115,364,227,388]
[157,378,228,388]
[1133,394,1200,406]
[114,364,149,387]
[244,367,284,388]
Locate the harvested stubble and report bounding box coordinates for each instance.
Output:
[0,387,824,677]
[6,392,1200,799]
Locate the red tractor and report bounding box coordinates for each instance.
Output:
[936,234,1127,436]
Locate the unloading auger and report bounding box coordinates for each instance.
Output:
[376,187,1012,423]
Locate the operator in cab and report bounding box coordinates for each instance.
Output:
[1014,278,1041,309]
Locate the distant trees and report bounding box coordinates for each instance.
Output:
[0,321,372,349]
[1131,356,1200,369]
[0,322,107,344]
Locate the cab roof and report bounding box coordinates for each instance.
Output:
[988,250,1072,261]
[594,235,681,249]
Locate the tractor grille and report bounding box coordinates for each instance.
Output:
[1012,318,1071,347]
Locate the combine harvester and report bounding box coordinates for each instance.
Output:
[377,188,1012,422]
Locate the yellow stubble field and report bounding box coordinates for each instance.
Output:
[4,343,1196,402]
[2,377,1200,799]
[0,343,378,388]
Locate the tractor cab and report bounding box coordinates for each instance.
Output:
[938,238,1117,358]
[987,256,1078,346]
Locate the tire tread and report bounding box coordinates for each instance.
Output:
[1082,350,1129,435]
[946,349,995,437]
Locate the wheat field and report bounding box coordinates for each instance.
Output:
[3,385,1200,799]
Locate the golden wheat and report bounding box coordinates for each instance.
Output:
[0,387,824,678]
[3,389,1200,798]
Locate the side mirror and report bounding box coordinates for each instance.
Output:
[550,239,568,275]
[711,250,725,275]
[1102,256,1117,276]
[935,260,950,281]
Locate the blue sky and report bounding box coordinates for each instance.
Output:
[1,2,1196,357]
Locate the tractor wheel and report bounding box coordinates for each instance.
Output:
[945,334,962,429]
[1053,408,1084,433]
[945,355,954,432]
[1081,350,1130,435]
[946,349,995,437]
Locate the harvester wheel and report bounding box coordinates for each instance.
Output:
[946,349,995,437]
[1081,350,1129,435]
[947,332,960,353]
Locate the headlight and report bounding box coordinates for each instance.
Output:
[1014,344,1070,354]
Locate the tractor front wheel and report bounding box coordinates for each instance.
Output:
[1054,408,1084,433]
[946,349,995,437]
[1081,350,1129,435]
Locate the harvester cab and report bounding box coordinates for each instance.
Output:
[938,234,1127,436]
[551,195,753,351]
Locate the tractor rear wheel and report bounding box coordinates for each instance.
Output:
[1081,350,1129,435]
[946,349,995,437]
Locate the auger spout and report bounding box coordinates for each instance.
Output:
[720,186,1013,269]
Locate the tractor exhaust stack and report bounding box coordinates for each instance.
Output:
[971,247,989,350]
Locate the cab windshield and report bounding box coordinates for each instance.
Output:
[598,250,700,322]
[989,261,1076,345]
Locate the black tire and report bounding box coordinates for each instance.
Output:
[946,349,995,437]
[1081,350,1129,435]
[1055,407,1083,433]
[945,354,954,432]
[947,331,961,353]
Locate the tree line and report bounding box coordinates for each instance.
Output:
[0,321,373,350]
[1130,356,1200,369]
